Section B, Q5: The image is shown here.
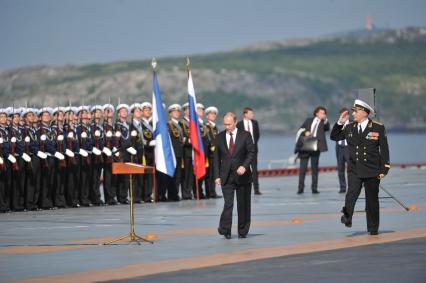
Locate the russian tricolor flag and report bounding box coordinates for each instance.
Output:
[152,70,176,177]
[187,69,206,180]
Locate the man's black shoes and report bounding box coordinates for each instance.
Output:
[340,214,352,228]
[369,231,379,235]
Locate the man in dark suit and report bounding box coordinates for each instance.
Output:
[236,107,261,195]
[215,112,255,239]
[335,107,350,193]
[295,106,330,194]
[331,99,390,235]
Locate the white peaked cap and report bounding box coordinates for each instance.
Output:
[39,107,53,116]
[90,105,103,112]
[353,99,374,114]
[141,102,152,109]
[196,103,205,109]
[130,103,142,112]
[102,104,115,112]
[205,106,218,115]
[168,104,181,112]
[116,103,130,112]
[77,105,90,114]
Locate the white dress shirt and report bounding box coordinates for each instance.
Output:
[226,128,238,149]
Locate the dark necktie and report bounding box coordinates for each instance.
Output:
[229,132,234,155]
[358,124,362,134]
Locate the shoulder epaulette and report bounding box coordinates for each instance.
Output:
[372,120,384,126]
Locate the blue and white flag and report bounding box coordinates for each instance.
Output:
[152,71,176,177]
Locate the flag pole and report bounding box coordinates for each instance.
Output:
[187,57,200,200]
[151,58,158,203]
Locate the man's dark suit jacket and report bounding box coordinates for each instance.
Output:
[237,119,260,151]
[214,129,255,186]
[295,117,330,156]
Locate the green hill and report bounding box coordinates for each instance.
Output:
[1,27,425,131]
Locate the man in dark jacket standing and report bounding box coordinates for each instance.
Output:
[215,112,255,239]
[237,107,261,195]
[295,106,330,194]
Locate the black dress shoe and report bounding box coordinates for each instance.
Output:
[238,234,247,239]
[312,190,320,194]
[224,234,232,239]
[254,190,262,195]
[369,231,379,235]
[339,189,346,194]
[297,190,304,194]
[340,215,352,227]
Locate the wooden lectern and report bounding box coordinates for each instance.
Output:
[104,162,156,245]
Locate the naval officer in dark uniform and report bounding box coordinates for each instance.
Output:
[330,99,390,235]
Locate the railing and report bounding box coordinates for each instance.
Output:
[258,162,426,177]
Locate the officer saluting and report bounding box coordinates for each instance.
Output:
[330,98,390,235]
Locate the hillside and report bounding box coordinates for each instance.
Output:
[1,27,425,132]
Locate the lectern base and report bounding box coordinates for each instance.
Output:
[104,231,154,245]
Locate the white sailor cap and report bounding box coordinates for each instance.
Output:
[205,106,218,115]
[130,103,142,112]
[168,104,181,112]
[352,99,374,114]
[77,105,90,114]
[182,102,189,109]
[103,104,115,112]
[90,105,103,113]
[52,106,66,116]
[21,108,35,117]
[0,108,7,115]
[196,103,205,110]
[71,107,79,114]
[39,107,53,116]
[116,103,130,112]
[64,106,72,113]
[141,102,152,109]
[9,107,22,116]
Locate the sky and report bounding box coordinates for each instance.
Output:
[1,0,426,69]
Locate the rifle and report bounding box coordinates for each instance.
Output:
[9,126,19,171]
[0,134,5,171]
[55,124,66,168]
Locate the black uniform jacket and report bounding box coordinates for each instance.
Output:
[214,129,255,186]
[330,119,390,178]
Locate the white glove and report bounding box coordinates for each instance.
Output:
[114,151,120,157]
[126,147,137,155]
[102,147,112,157]
[65,149,75,158]
[40,135,47,141]
[115,131,121,138]
[106,131,112,138]
[67,132,74,138]
[79,148,88,157]
[0,157,3,165]
[37,151,47,159]
[57,135,64,141]
[92,147,102,156]
[8,154,17,163]
[54,152,65,160]
[131,130,137,137]
[22,152,32,163]
[0,137,3,144]
[11,137,17,143]
[95,130,100,137]
[81,132,87,139]
[112,146,118,153]
[149,140,156,146]
[25,136,30,143]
